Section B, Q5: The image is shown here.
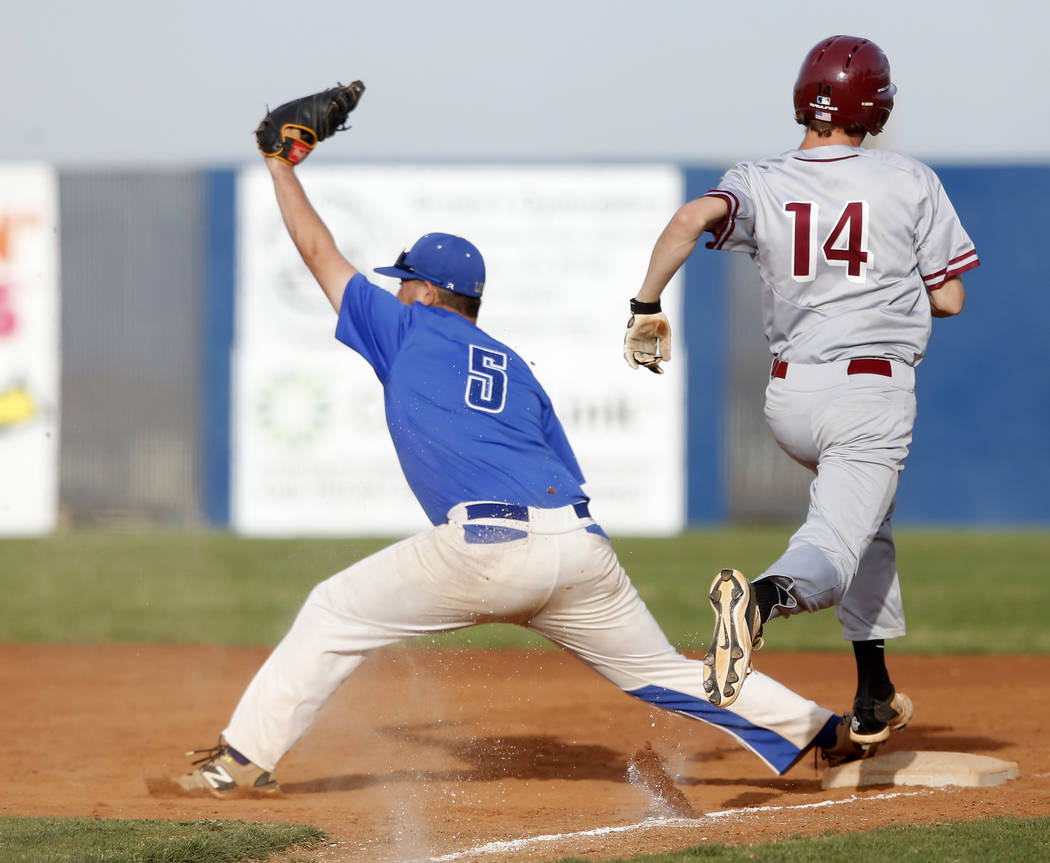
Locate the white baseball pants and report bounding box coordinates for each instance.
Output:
[224,502,834,775]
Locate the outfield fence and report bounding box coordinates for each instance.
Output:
[2,162,1046,534]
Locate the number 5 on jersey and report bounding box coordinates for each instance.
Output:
[785,200,871,283]
[465,345,508,413]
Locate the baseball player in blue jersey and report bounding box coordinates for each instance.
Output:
[625,36,979,755]
[169,84,871,798]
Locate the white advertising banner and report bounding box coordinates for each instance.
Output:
[0,165,60,534]
[234,165,684,536]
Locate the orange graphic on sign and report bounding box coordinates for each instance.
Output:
[0,212,42,262]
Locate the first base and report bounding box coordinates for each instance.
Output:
[822,751,1019,790]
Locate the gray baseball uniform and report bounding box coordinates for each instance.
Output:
[706,144,979,638]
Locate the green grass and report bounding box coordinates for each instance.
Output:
[553,816,1050,862]
[0,531,388,645]
[2,814,1044,863]
[0,527,1048,651]
[0,817,325,863]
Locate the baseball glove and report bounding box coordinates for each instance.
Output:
[255,81,366,165]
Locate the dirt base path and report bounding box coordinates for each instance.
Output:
[2,645,1046,862]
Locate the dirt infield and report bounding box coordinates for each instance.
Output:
[2,644,1047,862]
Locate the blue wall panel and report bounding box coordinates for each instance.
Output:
[683,168,729,524]
[202,169,236,526]
[896,165,1050,524]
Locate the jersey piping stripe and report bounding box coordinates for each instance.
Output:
[790,154,861,163]
[921,249,980,288]
[704,190,741,251]
[626,684,808,775]
[946,249,980,266]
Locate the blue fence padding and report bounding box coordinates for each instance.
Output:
[202,169,237,526]
[896,164,1050,524]
[683,168,729,524]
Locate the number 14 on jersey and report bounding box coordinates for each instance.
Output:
[785,200,872,283]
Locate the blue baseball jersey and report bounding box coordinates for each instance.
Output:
[335,274,587,525]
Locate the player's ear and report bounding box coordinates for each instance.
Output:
[421,282,439,306]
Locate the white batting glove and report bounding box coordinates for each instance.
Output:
[624,299,672,374]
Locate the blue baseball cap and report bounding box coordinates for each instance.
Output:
[374,233,485,297]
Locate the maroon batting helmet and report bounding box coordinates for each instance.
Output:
[793,35,896,135]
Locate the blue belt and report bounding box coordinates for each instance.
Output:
[465,501,591,521]
[461,501,604,544]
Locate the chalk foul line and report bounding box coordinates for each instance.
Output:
[417,789,932,862]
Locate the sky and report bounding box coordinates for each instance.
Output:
[4,0,1046,168]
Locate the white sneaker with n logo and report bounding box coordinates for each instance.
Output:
[175,740,281,798]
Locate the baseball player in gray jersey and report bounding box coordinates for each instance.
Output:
[624,35,979,756]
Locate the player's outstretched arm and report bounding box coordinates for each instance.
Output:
[928,276,966,318]
[266,158,357,312]
[254,81,365,312]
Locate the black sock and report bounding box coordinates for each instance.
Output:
[754,580,790,623]
[852,639,893,702]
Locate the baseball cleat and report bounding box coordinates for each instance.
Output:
[174,736,280,799]
[702,569,763,708]
[849,690,913,746]
[821,713,883,767]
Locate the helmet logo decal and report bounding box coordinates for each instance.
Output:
[812,83,835,121]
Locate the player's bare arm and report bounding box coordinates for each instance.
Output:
[254,81,366,312]
[266,158,357,312]
[928,276,966,317]
[624,195,730,374]
[635,195,730,303]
